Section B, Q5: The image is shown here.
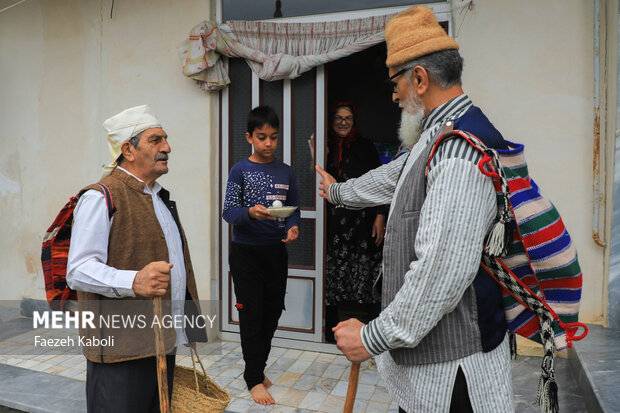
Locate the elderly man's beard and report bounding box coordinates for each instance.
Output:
[398,93,425,148]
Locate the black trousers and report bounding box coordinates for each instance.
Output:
[399,367,473,413]
[86,354,175,413]
[229,242,288,390]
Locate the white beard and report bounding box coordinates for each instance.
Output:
[398,94,425,148]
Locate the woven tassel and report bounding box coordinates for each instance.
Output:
[485,220,508,256]
[509,332,517,360]
[535,375,559,413]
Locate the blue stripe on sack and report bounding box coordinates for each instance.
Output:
[507,186,530,198]
[508,310,537,331]
[495,139,524,155]
[543,290,582,302]
[527,233,572,261]
[510,264,533,280]
[504,304,528,323]
[509,187,543,209]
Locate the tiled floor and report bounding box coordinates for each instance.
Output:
[0,328,87,382]
[0,327,396,412]
[194,344,397,413]
[0,324,589,412]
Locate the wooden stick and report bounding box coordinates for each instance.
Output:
[343,362,360,413]
[153,296,170,413]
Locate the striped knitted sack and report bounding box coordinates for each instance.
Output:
[41,183,114,311]
[427,129,587,413]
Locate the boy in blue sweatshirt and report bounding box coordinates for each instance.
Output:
[223,106,300,406]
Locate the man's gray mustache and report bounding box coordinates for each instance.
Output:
[156,154,169,161]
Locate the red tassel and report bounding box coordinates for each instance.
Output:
[477,155,500,179]
[559,321,588,348]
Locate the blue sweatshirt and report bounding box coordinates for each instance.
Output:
[223,158,301,245]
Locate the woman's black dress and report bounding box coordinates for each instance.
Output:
[325,135,386,306]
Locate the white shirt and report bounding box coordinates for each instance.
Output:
[67,167,188,346]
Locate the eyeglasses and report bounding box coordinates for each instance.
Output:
[334,115,354,123]
[385,68,408,93]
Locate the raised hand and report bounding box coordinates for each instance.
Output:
[315,165,336,203]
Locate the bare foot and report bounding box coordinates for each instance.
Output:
[250,383,275,406]
[263,376,272,389]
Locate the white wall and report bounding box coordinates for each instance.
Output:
[455,0,604,323]
[0,0,217,311]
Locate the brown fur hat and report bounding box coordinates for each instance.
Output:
[385,5,459,67]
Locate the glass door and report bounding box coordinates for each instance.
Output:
[220,58,326,342]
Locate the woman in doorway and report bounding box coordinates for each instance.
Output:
[315,102,387,343]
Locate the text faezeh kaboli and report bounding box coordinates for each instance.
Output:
[31,310,216,348]
[35,334,115,348]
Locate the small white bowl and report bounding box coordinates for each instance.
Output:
[266,206,298,218]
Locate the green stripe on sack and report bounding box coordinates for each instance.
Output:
[503,165,529,178]
[503,295,518,307]
[535,260,582,281]
[507,240,526,256]
[558,314,578,324]
[517,207,560,235]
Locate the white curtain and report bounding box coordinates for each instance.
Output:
[179,14,395,91]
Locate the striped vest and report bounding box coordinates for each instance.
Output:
[383,116,506,365]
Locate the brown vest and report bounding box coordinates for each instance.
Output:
[77,168,205,363]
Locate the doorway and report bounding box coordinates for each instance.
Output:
[320,45,401,343]
[216,4,453,351]
[219,59,327,347]
[219,44,402,348]
[326,43,401,148]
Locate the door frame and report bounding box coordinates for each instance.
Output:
[219,65,327,344]
[216,2,453,350]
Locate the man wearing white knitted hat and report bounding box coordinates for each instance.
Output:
[100,104,163,178]
[67,105,207,412]
[316,6,515,413]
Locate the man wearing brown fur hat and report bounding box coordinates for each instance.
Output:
[316,5,513,413]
